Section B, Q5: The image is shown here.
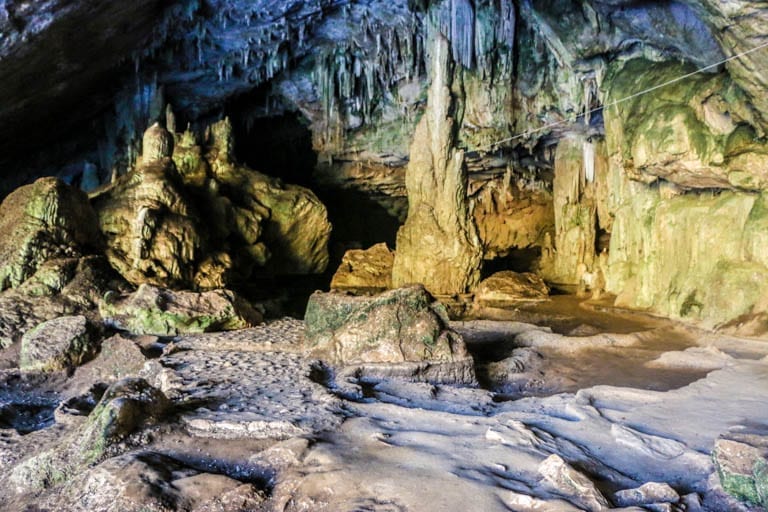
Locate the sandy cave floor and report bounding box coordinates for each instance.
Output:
[1,298,767,511]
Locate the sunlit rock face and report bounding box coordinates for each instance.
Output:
[391,34,482,296]
[91,119,330,290]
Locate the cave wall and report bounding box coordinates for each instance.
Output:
[3,0,768,329]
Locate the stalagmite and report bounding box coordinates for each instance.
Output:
[391,33,482,296]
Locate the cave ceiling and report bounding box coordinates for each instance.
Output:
[0,0,766,186]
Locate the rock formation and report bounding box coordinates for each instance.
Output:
[330,242,394,294]
[473,271,549,308]
[19,316,96,373]
[391,34,482,296]
[0,178,101,291]
[92,119,331,290]
[305,285,475,383]
[91,126,203,289]
[539,135,606,287]
[100,284,262,336]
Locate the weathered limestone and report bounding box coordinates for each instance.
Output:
[57,452,265,512]
[91,125,203,289]
[391,34,482,296]
[613,482,680,508]
[473,271,549,308]
[19,316,96,372]
[92,119,331,290]
[538,454,610,512]
[304,285,475,383]
[604,59,768,191]
[199,118,332,277]
[0,177,101,292]
[330,242,394,293]
[602,59,768,328]
[539,135,606,287]
[472,177,554,260]
[100,284,262,336]
[0,256,121,349]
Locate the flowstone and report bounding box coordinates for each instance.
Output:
[391,33,482,296]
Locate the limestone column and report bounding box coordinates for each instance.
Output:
[391,34,482,296]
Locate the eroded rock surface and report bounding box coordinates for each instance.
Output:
[330,242,394,293]
[305,285,475,383]
[100,284,262,336]
[0,178,101,292]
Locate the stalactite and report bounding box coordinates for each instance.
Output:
[583,138,595,183]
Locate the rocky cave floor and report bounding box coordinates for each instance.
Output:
[1,296,767,512]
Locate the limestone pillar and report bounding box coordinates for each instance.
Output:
[391,34,482,296]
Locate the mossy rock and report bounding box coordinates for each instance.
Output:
[713,438,768,508]
[305,285,469,366]
[100,284,262,336]
[77,378,169,466]
[0,177,101,292]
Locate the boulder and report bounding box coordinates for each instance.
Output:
[713,436,768,508]
[0,177,101,292]
[100,284,262,336]
[19,315,96,372]
[69,334,148,391]
[473,271,549,308]
[330,242,394,293]
[304,285,475,383]
[76,377,169,465]
[0,256,126,349]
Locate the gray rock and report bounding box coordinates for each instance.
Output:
[19,315,96,372]
[538,454,610,512]
[613,481,680,507]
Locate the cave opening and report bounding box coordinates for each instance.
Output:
[226,94,403,300]
[480,247,542,279]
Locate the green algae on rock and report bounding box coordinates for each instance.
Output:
[0,177,101,292]
[100,284,263,336]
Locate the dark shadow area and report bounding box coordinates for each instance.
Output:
[481,247,541,279]
[230,109,317,188]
